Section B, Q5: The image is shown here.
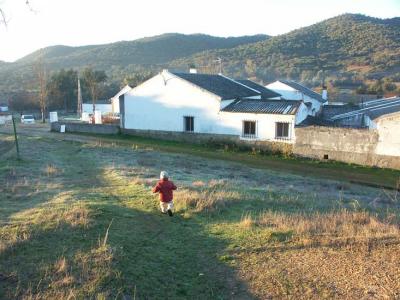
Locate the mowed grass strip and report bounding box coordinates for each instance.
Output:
[35,129,400,189]
[0,133,400,299]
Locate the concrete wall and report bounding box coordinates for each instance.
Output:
[121,128,292,153]
[51,122,120,135]
[294,126,400,170]
[123,70,302,143]
[0,114,12,125]
[375,115,400,157]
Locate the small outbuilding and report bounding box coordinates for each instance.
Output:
[266,80,328,116]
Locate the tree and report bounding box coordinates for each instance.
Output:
[82,67,107,115]
[33,52,48,123]
[47,69,78,111]
[123,71,153,88]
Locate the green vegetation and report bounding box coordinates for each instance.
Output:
[1,132,400,298]
[0,33,268,104]
[172,14,400,91]
[69,132,400,190]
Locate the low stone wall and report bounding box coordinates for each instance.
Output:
[294,126,400,170]
[51,122,120,135]
[121,128,292,153]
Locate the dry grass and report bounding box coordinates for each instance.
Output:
[43,164,60,177]
[233,209,400,298]
[257,209,399,240]
[239,212,255,229]
[174,181,245,212]
[63,205,90,228]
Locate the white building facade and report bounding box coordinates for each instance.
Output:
[266,80,327,116]
[120,70,308,143]
[82,101,112,115]
[110,85,132,114]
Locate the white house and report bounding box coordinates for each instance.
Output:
[82,100,112,115]
[120,70,309,143]
[110,85,132,114]
[266,80,328,116]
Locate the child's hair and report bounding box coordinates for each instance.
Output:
[160,171,168,179]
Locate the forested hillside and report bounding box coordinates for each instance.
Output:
[0,33,268,100]
[171,14,400,90]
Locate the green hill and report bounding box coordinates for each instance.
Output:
[0,33,268,97]
[15,33,269,69]
[172,14,400,89]
[170,14,400,87]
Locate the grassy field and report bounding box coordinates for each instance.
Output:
[1,132,400,299]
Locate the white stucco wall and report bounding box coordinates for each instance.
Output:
[82,103,112,114]
[375,114,400,157]
[266,81,322,116]
[0,114,12,124]
[111,85,132,114]
[112,98,119,114]
[123,71,301,143]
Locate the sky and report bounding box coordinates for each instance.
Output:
[0,0,399,62]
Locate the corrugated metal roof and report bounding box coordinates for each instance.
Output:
[367,102,400,120]
[279,80,326,103]
[221,100,301,114]
[331,97,400,121]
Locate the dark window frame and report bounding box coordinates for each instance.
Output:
[275,122,290,140]
[183,116,194,132]
[242,120,257,139]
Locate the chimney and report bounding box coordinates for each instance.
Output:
[189,68,197,74]
[322,86,328,101]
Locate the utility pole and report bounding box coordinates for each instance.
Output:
[77,75,83,118]
[11,115,20,160]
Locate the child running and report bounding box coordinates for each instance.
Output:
[152,171,177,216]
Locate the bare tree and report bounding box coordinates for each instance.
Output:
[1,1,33,27]
[33,50,47,123]
[82,67,107,116]
[0,7,7,27]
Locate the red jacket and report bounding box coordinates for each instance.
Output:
[152,179,177,202]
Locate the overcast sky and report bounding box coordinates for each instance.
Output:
[0,0,399,62]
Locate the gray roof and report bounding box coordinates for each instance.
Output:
[331,97,400,121]
[366,101,400,120]
[279,80,326,103]
[320,104,358,120]
[236,80,281,99]
[221,99,301,114]
[171,72,260,100]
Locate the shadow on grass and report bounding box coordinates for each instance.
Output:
[0,202,254,299]
[0,138,255,299]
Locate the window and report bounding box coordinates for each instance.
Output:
[184,116,194,132]
[242,121,256,139]
[276,122,290,139]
